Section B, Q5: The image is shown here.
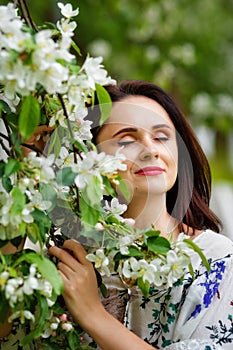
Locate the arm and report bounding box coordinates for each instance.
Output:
[48,240,156,350]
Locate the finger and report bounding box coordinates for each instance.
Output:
[62,240,90,265]
[57,261,75,280]
[48,245,79,271]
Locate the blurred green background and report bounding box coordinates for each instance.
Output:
[3,0,233,183]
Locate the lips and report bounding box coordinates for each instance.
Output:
[135,166,164,176]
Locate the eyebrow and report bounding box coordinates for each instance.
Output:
[112,124,172,137]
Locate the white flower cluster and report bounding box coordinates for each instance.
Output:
[0,174,52,240]
[26,152,55,183]
[87,232,193,289]
[42,312,73,338]
[73,149,126,190]
[0,2,115,113]
[0,264,52,323]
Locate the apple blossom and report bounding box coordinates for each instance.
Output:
[86,248,110,276]
[8,310,35,324]
[57,2,79,19]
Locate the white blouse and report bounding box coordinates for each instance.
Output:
[100,230,233,349]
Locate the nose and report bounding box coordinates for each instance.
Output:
[138,139,159,161]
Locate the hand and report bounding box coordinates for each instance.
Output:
[49,240,156,350]
[48,240,103,329]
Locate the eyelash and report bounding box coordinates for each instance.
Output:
[117,141,134,146]
[117,136,169,146]
[154,136,169,141]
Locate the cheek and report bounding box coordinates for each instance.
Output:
[166,143,178,167]
[117,159,133,179]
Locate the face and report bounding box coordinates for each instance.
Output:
[96,95,178,201]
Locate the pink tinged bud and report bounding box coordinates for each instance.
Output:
[60,313,68,322]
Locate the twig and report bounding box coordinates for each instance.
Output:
[21,143,44,155]
[14,0,38,32]
[57,93,81,212]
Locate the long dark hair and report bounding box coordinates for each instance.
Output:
[87,80,222,234]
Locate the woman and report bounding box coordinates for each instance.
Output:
[49,80,233,349]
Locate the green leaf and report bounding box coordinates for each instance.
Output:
[73,139,88,153]
[67,329,82,350]
[96,84,112,125]
[26,222,41,244]
[80,196,100,227]
[102,175,116,197]
[31,208,51,241]
[71,40,81,56]
[183,238,210,272]
[39,182,57,211]
[56,167,76,186]
[116,176,131,202]
[19,95,40,141]
[11,187,25,216]
[0,223,23,241]
[147,236,171,255]
[20,296,49,345]
[188,262,195,279]
[85,175,103,208]
[128,245,143,257]
[15,252,63,295]
[4,158,21,177]
[0,99,12,114]
[47,126,63,157]
[99,282,108,298]
[137,277,150,297]
[2,175,12,192]
[0,161,5,176]
[144,229,161,238]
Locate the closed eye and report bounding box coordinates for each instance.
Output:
[154,136,169,141]
[117,140,135,146]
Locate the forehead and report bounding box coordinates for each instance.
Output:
[102,95,174,132]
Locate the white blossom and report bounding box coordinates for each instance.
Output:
[8,310,35,324]
[57,18,77,37]
[5,277,23,307]
[118,236,132,255]
[161,250,190,287]
[0,271,9,288]
[94,222,104,231]
[27,152,55,182]
[0,192,34,227]
[61,322,73,332]
[103,197,127,221]
[121,257,158,284]
[86,248,110,276]
[80,56,116,90]
[57,2,79,18]
[55,146,74,167]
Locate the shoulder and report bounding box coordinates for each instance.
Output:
[194,229,233,260]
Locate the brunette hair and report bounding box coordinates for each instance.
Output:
[87,80,222,234]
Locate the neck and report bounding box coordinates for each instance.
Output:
[123,193,179,237]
